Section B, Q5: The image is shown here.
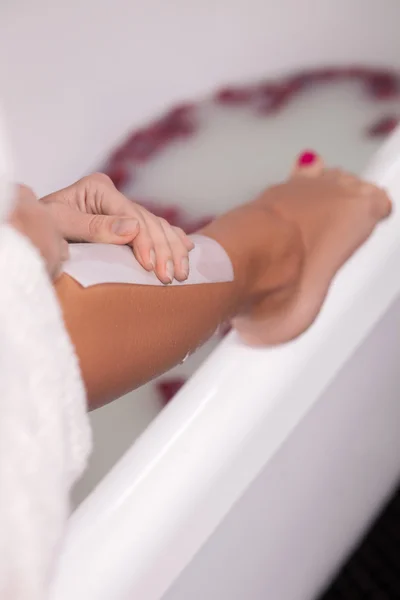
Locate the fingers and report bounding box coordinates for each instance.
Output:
[132,212,192,283]
[84,179,195,277]
[174,226,195,251]
[42,173,141,241]
[42,173,195,283]
[10,189,66,281]
[44,201,140,244]
[291,150,324,178]
[128,216,157,272]
[143,218,175,284]
[160,222,191,282]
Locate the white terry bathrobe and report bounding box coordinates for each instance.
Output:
[0,115,92,598]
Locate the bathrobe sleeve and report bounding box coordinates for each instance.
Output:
[0,195,92,597]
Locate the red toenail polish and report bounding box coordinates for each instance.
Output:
[298,151,316,166]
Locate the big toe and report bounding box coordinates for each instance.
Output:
[291,150,324,178]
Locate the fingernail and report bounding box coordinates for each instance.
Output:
[166,260,174,283]
[181,257,189,277]
[112,218,138,236]
[149,249,156,269]
[298,151,316,166]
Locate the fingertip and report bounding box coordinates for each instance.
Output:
[165,259,174,283]
[174,226,195,250]
[174,256,189,282]
[155,269,174,285]
[131,240,156,271]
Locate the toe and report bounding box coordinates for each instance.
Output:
[291,150,324,178]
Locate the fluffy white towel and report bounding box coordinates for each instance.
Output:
[0,114,91,599]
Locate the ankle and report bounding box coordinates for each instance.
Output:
[198,204,304,310]
[247,206,304,303]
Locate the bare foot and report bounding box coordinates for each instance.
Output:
[233,151,392,345]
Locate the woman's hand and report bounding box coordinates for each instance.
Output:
[8,185,67,280]
[41,173,194,284]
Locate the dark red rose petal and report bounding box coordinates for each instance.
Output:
[105,164,131,190]
[367,115,399,137]
[365,72,399,100]
[215,87,255,105]
[125,130,160,161]
[341,66,370,79]
[310,68,342,82]
[155,104,198,140]
[288,72,315,91]
[157,377,187,404]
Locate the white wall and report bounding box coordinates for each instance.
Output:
[0,0,399,196]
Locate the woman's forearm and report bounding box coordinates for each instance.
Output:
[55,206,299,410]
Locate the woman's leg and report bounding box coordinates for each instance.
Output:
[55,160,391,409]
[55,207,295,409]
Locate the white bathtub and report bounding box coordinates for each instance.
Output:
[2,1,400,599]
